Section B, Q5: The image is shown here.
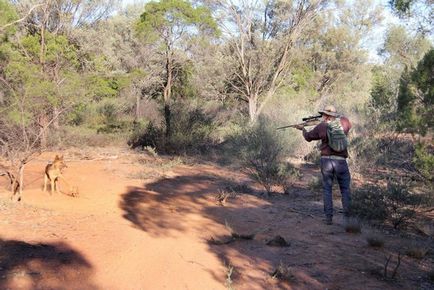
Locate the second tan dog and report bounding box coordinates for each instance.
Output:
[44,155,69,194]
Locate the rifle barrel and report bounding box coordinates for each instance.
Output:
[276,119,321,130]
[276,125,296,130]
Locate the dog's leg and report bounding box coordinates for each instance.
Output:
[44,174,48,192]
[50,178,55,195]
[55,177,61,194]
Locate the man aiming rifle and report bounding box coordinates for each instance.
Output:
[283,105,352,225]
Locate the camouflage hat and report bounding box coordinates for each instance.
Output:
[318,105,339,117]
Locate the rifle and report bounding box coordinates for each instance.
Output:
[276,114,322,130]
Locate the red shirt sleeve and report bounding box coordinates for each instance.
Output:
[303,122,327,142]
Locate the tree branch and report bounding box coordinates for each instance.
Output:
[0,4,44,31]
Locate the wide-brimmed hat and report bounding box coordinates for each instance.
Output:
[318,105,339,117]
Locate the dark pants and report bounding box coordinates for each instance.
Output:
[320,157,351,219]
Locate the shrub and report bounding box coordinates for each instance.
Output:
[413,143,434,183]
[271,261,296,282]
[280,165,302,194]
[405,243,429,259]
[351,179,421,228]
[128,100,216,154]
[366,233,385,248]
[308,176,322,192]
[344,218,362,233]
[384,179,421,229]
[128,121,162,149]
[236,117,289,194]
[96,100,130,134]
[351,185,388,222]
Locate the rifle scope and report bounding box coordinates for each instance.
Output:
[302,115,322,122]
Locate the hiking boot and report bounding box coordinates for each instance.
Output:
[323,216,333,225]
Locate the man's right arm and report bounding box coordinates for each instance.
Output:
[302,123,324,142]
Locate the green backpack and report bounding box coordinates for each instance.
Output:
[327,118,348,152]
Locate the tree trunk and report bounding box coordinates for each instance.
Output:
[39,114,48,149]
[163,49,173,137]
[164,104,171,138]
[248,96,258,123]
[135,94,141,120]
[11,163,24,202]
[53,107,60,129]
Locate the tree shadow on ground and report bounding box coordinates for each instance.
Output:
[119,170,430,290]
[0,238,96,290]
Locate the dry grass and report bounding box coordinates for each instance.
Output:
[271,261,296,282]
[405,244,429,260]
[224,262,236,290]
[216,189,238,206]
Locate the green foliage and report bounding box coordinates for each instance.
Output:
[235,117,289,194]
[67,103,88,126]
[128,100,216,154]
[0,0,18,37]
[137,0,218,44]
[96,99,130,134]
[389,0,433,33]
[280,164,302,194]
[1,29,84,121]
[83,71,133,102]
[397,49,434,135]
[352,184,388,222]
[128,121,160,149]
[389,0,412,15]
[413,143,434,182]
[351,179,421,228]
[172,60,197,98]
[370,67,395,110]
[168,102,216,152]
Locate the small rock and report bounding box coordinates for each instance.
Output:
[266,235,290,247]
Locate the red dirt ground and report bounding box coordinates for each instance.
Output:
[0,147,432,290]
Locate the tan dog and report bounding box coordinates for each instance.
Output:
[44,155,69,194]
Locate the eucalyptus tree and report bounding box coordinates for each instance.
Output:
[370,25,431,125]
[396,48,433,136]
[300,0,383,110]
[11,0,120,34]
[136,0,218,137]
[206,0,328,123]
[389,0,433,35]
[0,0,92,198]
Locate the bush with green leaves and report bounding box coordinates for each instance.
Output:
[280,164,302,194]
[351,179,421,228]
[413,143,434,183]
[128,100,216,154]
[384,179,421,229]
[396,49,433,136]
[351,184,388,222]
[234,116,296,194]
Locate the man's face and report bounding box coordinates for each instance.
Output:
[322,114,332,122]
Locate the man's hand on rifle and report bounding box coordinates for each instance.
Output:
[293,124,305,130]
